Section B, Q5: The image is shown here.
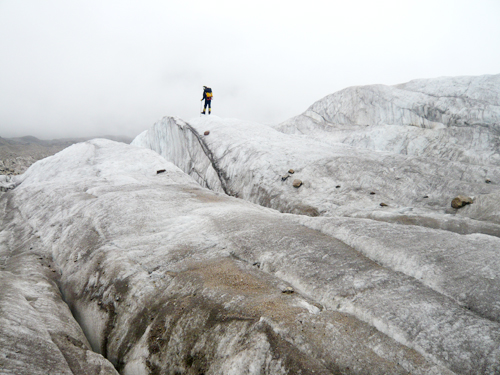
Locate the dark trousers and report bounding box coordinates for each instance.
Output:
[203,100,211,112]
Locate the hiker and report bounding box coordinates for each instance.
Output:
[201,86,213,115]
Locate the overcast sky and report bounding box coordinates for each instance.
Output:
[1,0,499,139]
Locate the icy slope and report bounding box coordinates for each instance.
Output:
[132,115,500,236]
[276,74,500,166]
[0,178,119,373]
[4,139,500,373]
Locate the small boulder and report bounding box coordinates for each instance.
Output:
[282,286,294,294]
[156,169,166,174]
[485,179,491,183]
[281,174,290,181]
[288,169,295,174]
[451,195,473,209]
[335,185,341,189]
[380,203,388,207]
[292,179,302,188]
[370,192,376,195]
[204,130,210,136]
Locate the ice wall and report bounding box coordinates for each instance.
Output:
[132,116,225,193]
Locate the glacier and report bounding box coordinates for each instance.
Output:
[1,139,455,374]
[2,74,500,374]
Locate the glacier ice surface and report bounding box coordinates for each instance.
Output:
[3,74,500,374]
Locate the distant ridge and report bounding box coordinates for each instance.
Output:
[2,134,133,145]
[275,73,500,166]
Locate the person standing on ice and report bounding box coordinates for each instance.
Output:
[201,86,213,115]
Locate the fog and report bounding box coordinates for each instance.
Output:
[1,0,499,139]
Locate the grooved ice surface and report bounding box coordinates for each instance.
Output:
[133,114,500,236]
[0,173,119,374]
[3,139,493,374]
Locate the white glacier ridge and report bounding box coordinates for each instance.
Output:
[276,74,500,166]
